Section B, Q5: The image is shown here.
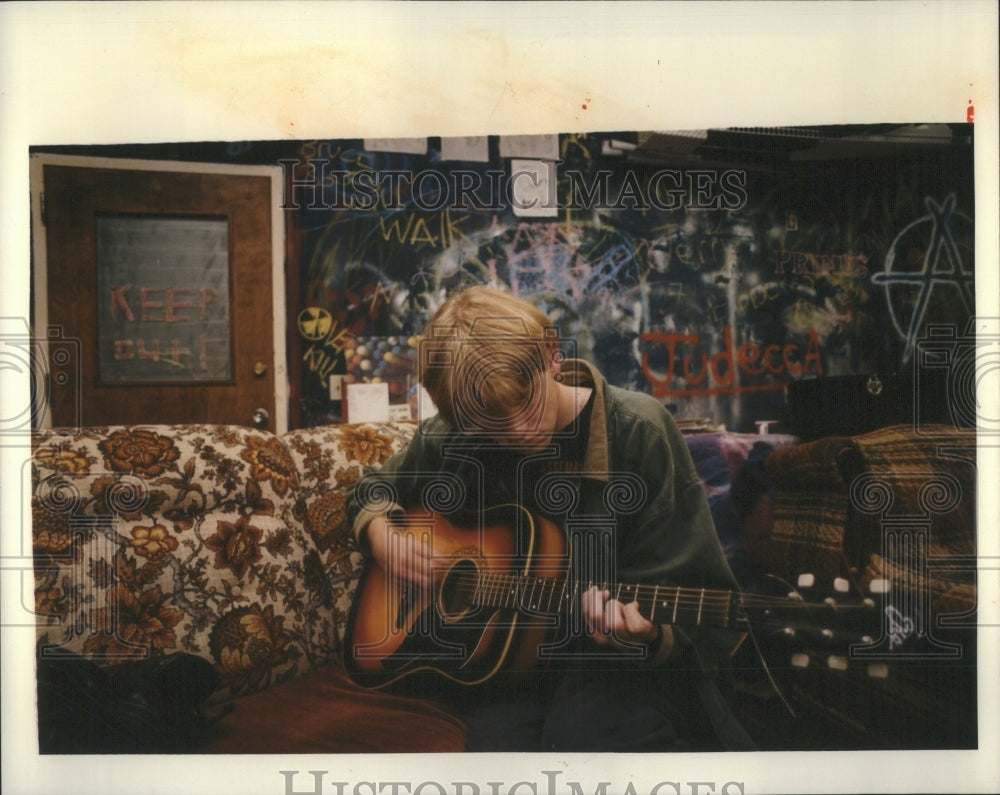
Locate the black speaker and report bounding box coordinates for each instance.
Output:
[782,371,952,440]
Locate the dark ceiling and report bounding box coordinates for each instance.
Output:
[31,124,972,172]
[628,124,972,171]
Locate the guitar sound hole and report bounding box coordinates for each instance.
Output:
[437,558,480,621]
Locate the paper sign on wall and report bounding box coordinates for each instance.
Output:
[440,136,489,162]
[510,159,558,217]
[417,384,438,422]
[363,138,428,154]
[342,381,391,424]
[498,134,560,160]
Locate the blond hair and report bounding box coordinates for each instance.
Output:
[419,286,557,432]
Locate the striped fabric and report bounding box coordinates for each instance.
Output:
[764,424,976,614]
[845,424,977,615]
[764,435,857,587]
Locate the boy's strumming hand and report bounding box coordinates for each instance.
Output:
[365,514,435,589]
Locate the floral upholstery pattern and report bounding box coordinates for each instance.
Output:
[31,423,420,703]
[283,422,416,644]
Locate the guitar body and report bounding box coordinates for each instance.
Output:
[344,505,567,689]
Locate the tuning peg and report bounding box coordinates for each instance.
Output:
[867,663,889,679]
[870,579,891,594]
[791,653,810,668]
[833,577,850,593]
[797,573,816,589]
[827,655,848,671]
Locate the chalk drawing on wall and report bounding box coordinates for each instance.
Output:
[873,194,975,363]
[285,133,976,431]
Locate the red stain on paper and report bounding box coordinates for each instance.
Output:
[967,100,974,123]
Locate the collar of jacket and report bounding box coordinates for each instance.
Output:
[560,359,609,482]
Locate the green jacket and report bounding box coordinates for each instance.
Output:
[346,359,743,672]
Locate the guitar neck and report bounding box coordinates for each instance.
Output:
[471,571,740,630]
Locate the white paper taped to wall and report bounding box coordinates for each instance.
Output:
[342,381,390,423]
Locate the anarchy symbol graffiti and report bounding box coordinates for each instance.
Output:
[873,194,975,363]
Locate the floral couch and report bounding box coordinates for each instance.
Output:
[31,421,466,753]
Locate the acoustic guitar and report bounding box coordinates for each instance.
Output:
[343,505,884,690]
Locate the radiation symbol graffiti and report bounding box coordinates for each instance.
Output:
[298,307,334,342]
[872,194,975,363]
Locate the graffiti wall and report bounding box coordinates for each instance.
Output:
[283,130,975,431]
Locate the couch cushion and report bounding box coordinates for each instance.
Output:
[282,422,418,646]
[32,424,335,703]
[201,661,466,753]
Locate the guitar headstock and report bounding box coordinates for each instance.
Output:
[734,570,976,749]
[744,572,893,679]
[793,574,895,678]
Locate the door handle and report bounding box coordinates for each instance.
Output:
[251,408,270,427]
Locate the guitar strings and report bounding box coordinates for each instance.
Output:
[441,571,873,624]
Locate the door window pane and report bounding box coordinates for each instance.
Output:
[96,215,232,383]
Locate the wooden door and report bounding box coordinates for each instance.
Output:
[32,156,286,431]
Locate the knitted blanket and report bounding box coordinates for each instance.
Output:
[764,435,857,587]
[765,424,976,615]
[844,424,977,616]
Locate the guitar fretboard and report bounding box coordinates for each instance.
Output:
[462,571,739,629]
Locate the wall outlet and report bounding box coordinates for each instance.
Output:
[329,374,344,400]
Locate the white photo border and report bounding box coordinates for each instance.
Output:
[2,2,998,794]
